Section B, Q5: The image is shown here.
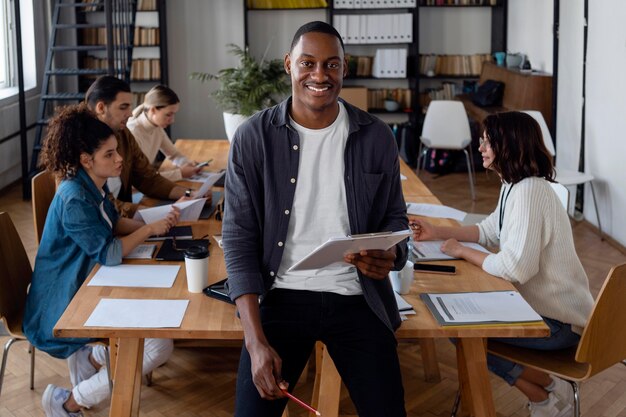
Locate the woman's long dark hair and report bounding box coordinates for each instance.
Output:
[483,111,555,184]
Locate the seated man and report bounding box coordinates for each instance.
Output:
[85,76,204,217]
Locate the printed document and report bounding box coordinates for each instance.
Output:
[85,299,189,328]
[288,230,411,272]
[195,171,226,197]
[406,202,466,221]
[412,240,491,261]
[88,264,180,288]
[134,198,207,223]
[422,291,543,325]
[123,244,156,259]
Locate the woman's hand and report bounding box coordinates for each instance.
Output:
[148,207,179,236]
[410,219,437,241]
[440,238,464,258]
[180,163,202,178]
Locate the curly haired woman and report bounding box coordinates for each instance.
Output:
[23,104,179,417]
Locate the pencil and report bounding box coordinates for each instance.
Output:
[281,389,321,416]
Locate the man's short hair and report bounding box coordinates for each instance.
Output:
[85,75,131,109]
[290,21,344,52]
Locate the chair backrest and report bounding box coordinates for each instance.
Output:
[575,263,626,377]
[32,170,57,244]
[421,100,472,150]
[521,110,556,158]
[549,182,569,210]
[0,212,33,337]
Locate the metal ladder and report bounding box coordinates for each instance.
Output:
[28,0,137,188]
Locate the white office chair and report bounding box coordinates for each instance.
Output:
[550,182,569,211]
[417,101,475,200]
[522,110,602,236]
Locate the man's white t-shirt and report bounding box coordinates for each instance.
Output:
[273,103,362,295]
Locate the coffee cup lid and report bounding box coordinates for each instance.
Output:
[184,245,209,259]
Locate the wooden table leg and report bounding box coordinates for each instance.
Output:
[109,338,144,417]
[456,338,495,417]
[418,338,441,382]
[311,343,341,417]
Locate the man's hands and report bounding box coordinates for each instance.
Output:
[247,338,286,400]
[344,247,397,280]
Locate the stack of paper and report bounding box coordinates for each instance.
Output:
[395,293,415,316]
[412,240,491,261]
[421,291,543,326]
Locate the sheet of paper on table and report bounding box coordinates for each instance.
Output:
[88,265,180,288]
[134,198,207,223]
[84,299,189,328]
[412,240,491,261]
[406,202,466,221]
[123,244,156,259]
[421,291,543,326]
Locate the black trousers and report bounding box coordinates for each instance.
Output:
[234,289,406,417]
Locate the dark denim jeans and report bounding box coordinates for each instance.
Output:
[487,317,581,385]
[234,289,406,417]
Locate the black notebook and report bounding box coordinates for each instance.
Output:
[146,225,193,241]
[203,278,234,304]
[154,239,209,261]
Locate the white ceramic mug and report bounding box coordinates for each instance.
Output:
[390,260,414,295]
[184,246,209,293]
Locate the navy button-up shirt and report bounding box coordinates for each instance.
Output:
[223,98,408,332]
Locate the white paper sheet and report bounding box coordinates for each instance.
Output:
[88,265,180,288]
[195,171,225,197]
[400,174,407,180]
[288,230,411,272]
[406,202,466,221]
[425,291,542,324]
[84,299,189,328]
[394,292,414,313]
[123,244,156,259]
[412,240,491,261]
[188,171,218,183]
[135,198,207,223]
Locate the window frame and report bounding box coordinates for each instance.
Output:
[0,0,16,90]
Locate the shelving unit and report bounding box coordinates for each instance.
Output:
[416,1,507,109]
[80,0,169,106]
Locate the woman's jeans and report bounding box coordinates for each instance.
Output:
[487,317,580,385]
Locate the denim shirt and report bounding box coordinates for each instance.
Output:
[223,98,408,332]
[23,168,123,359]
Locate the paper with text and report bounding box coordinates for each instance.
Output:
[88,265,180,288]
[135,198,207,223]
[123,244,156,259]
[425,291,542,324]
[195,171,225,197]
[406,202,466,221]
[84,299,189,328]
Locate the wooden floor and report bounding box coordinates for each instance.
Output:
[2,170,626,417]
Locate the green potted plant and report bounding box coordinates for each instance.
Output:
[190,44,290,141]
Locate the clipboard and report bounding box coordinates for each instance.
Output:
[287,229,411,272]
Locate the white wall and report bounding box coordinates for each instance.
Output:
[584,0,626,244]
[507,0,553,72]
[167,0,243,140]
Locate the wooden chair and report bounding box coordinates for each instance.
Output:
[485,263,626,417]
[31,170,57,244]
[0,212,36,398]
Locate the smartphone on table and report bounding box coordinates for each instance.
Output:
[196,159,213,168]
[413,263,456,275]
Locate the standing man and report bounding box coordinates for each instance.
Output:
[223,21,408,417]
[85,76,200,216]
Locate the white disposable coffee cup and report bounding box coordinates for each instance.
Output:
[184,245,209,293]
[390,260,414,295]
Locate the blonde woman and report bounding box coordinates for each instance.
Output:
[127,85,201,181]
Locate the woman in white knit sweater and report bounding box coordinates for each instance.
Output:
[411,111,593,417]
[127,85,201,181]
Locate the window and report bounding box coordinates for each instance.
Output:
[0,0,36,100]
[0,0,15,90]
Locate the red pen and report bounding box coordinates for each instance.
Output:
[281,389,321,416]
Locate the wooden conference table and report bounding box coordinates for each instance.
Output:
[54,139,548,417]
